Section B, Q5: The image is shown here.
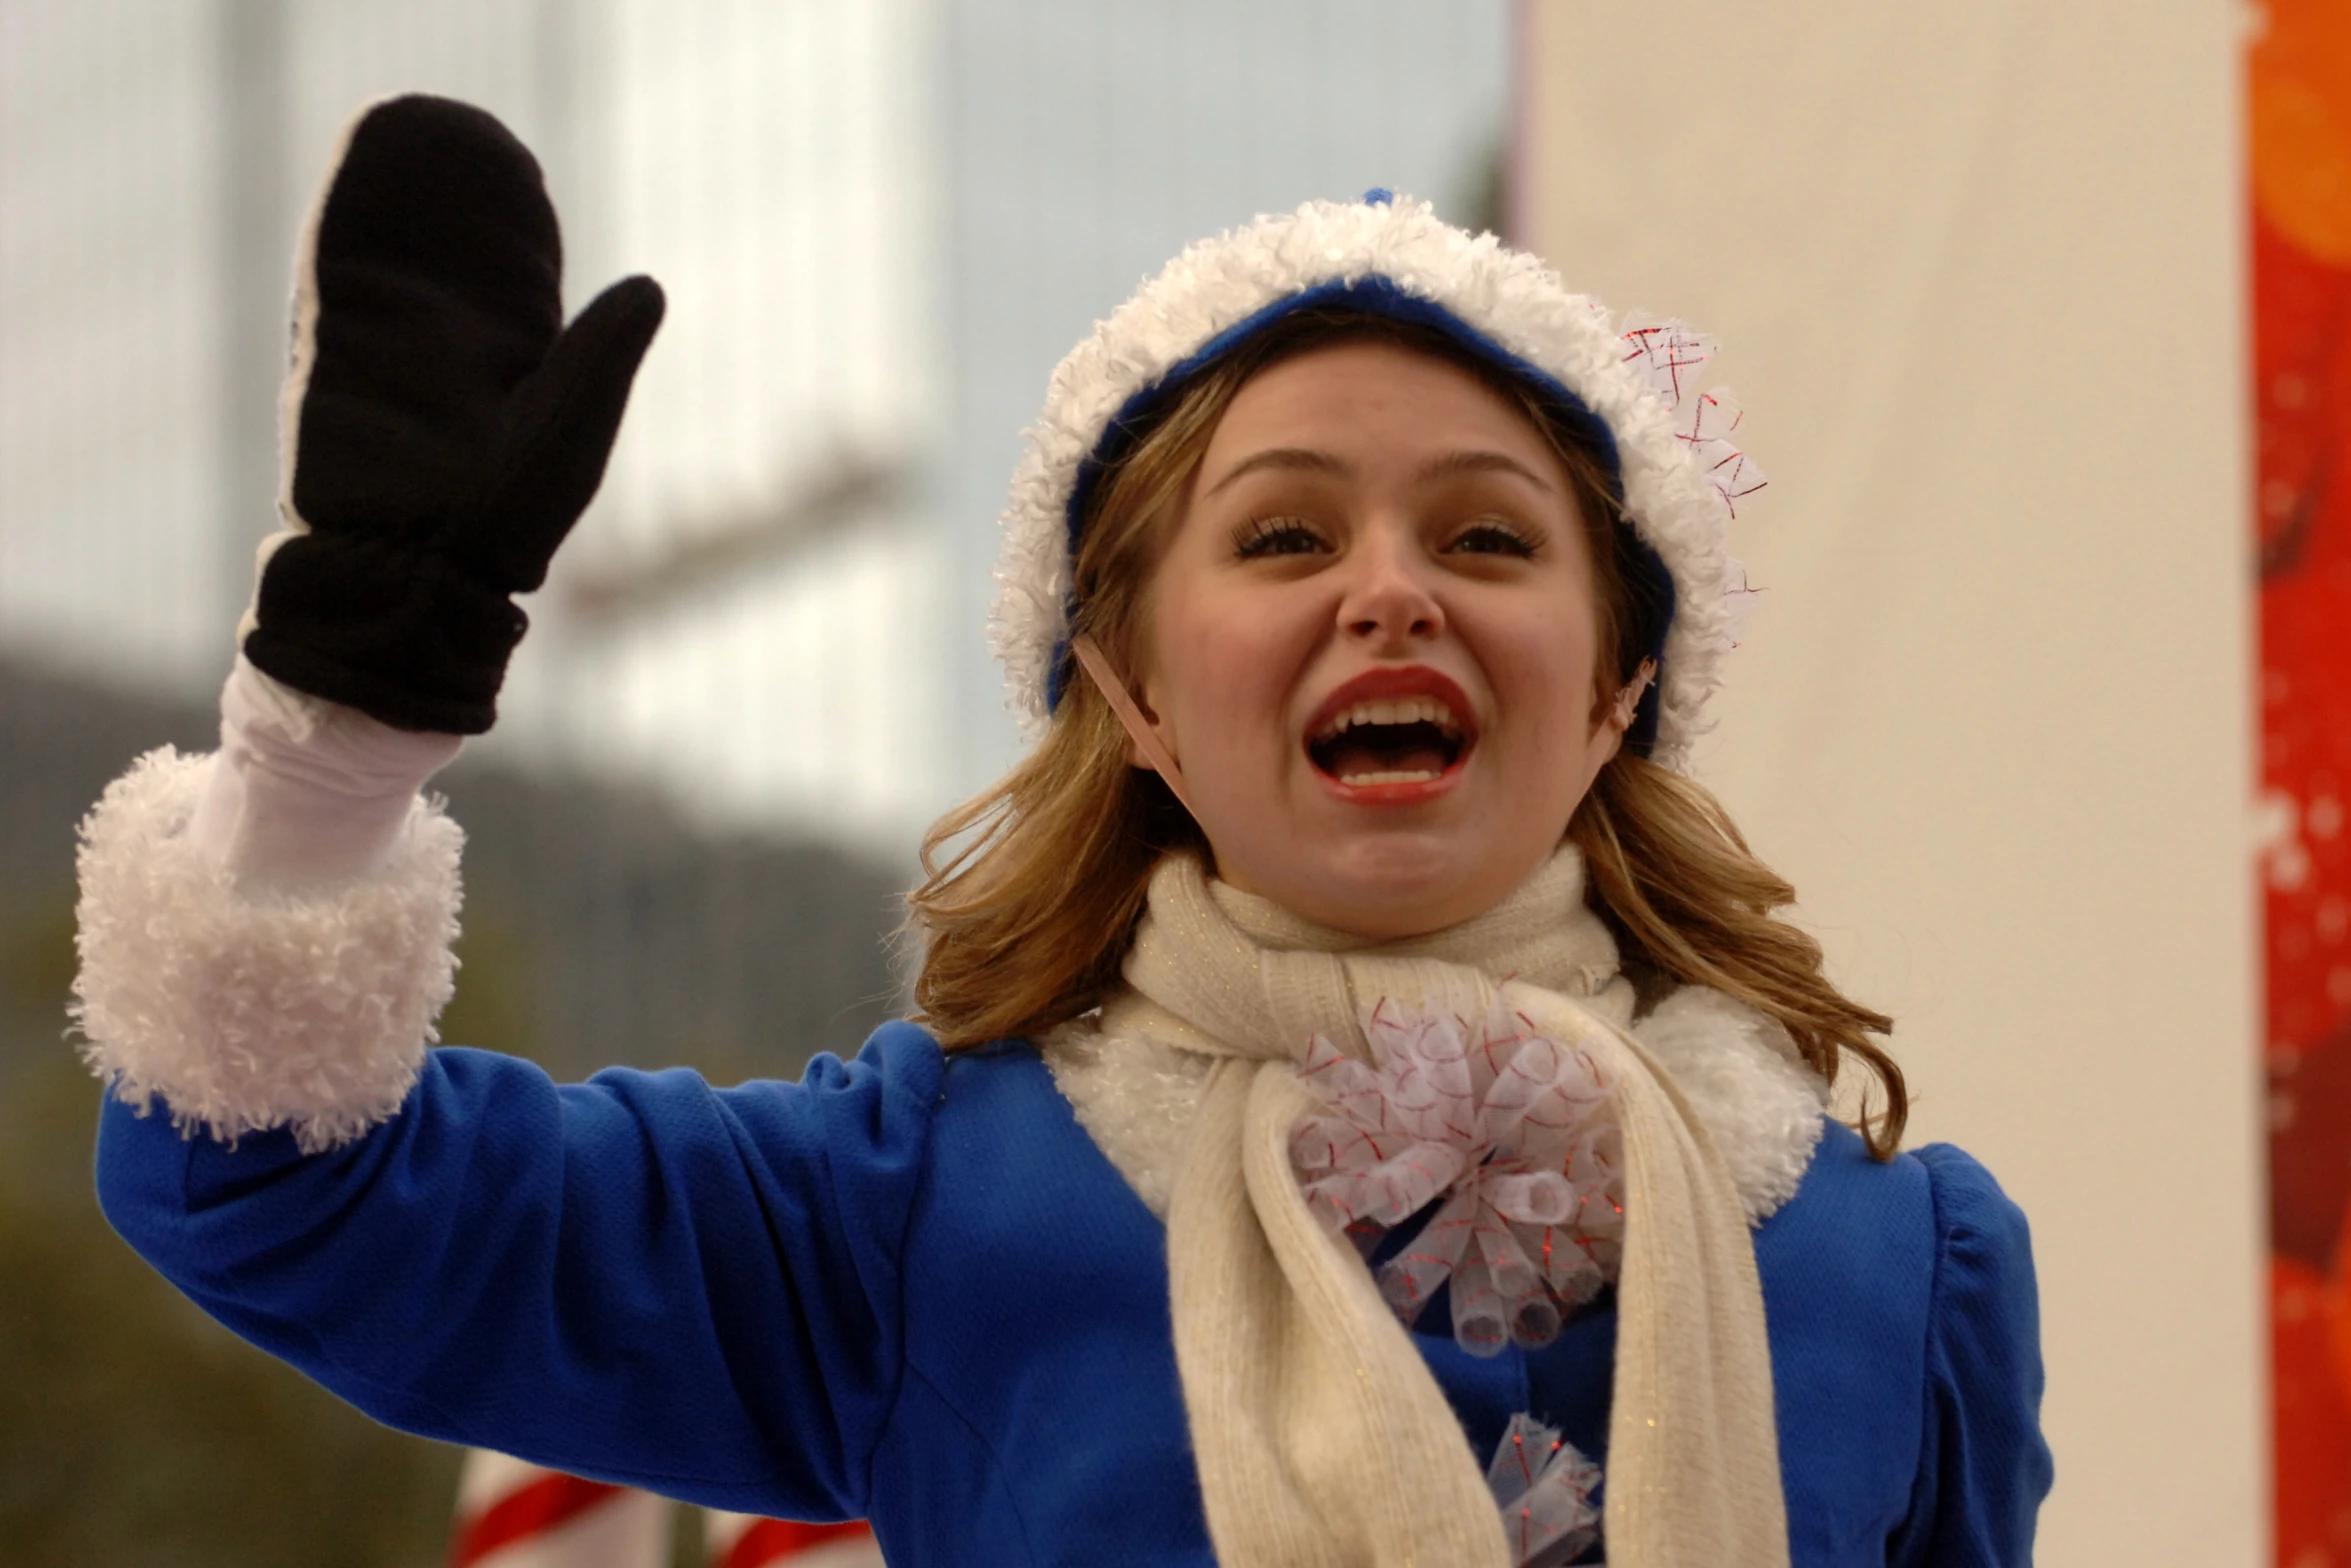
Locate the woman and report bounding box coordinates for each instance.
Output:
[75,96,2050,1566]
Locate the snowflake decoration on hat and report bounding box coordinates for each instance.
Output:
[1288,1000,1624,1357]
[1621,313,1769,520]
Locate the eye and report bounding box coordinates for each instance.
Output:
[1233,516,1330,558]
[1446,517,1543,558]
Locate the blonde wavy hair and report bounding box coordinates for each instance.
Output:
[910,309,1907,1158]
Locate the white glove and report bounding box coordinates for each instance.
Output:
[190,657,463,887]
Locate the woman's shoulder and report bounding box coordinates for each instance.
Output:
[730,1019,1042,1105]
[684,1022,1063,1163]
[798,1023,1081,1157]
[855,1022,1061,1108]
[1760,1124,2036,1330]
[1789,1129,2031,1259]
[1905,1141,2033,1254]
[1776,1124,2028,1237]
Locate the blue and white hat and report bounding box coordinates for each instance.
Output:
[990,192,1762,775]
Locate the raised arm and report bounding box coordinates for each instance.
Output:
[65,95,945,1511]
[74,92,663,1149]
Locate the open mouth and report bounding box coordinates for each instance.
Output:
[1305,693,1471,787]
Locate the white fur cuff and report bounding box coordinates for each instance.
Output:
[72,746,463,1152]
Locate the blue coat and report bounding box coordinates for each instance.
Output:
[95,1021,2051,1565]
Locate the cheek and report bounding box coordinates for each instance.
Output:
[1149,584,1295,737]
[1489,610,1607,766]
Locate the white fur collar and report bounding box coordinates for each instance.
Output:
[1044,982,1827,1225]
[1621,985,1830,1220]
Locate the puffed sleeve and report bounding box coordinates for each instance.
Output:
[1887,1143,2055,1566]
[93,1022,948,1520]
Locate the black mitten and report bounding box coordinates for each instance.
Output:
[242,95,665,734]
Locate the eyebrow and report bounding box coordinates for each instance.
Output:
[1200,447,1349,498]
[1199,446,1556,500]
[1413,449,1556,490]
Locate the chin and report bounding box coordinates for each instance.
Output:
[1283,835,1518,940]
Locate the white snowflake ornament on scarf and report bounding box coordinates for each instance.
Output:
[1288,1000,1625,1356]
[1486,1413,1604,1568]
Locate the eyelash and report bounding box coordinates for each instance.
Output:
[1232,517,1328,558]
[1229,515,1545,560]
[1447,518,1543,558]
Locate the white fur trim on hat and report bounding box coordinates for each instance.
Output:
[71,746,463,1152]
[991,194,1752,773]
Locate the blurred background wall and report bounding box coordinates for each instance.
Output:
[1524,2,2262,1564]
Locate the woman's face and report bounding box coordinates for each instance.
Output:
[1133,339,1630,940]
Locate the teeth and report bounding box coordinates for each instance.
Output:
[1339,768,1444,785]
[1312,695,1463,740]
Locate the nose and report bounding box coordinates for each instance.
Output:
[1336,527,1443,646]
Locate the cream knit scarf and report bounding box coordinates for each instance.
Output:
[1108,849,1790,1568]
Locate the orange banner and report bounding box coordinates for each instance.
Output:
[2254,1,2351,1561]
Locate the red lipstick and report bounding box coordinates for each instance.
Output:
[1303,665,1478,806]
